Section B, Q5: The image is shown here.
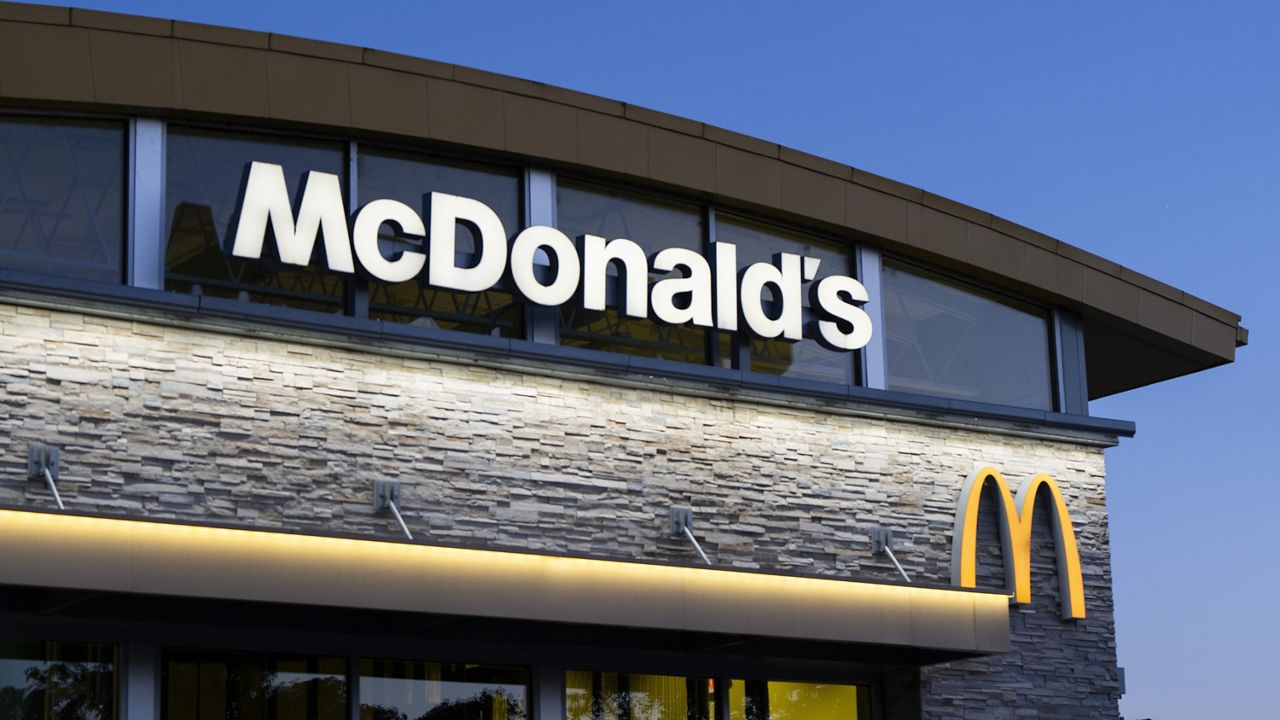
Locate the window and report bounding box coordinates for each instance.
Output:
[357,148,523,337]
[881,261,1054,410]
[0,640,118,720]
[557,181,709,364]
[360,658,529,720]
[567,672,869,720]
[715,217,856,385]
[162,648,347,720]
[164,127,347,314]
[715,679,869,720]
[0,116,126,284]
[566,671,710,720]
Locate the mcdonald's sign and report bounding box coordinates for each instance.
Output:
[950,466,1086,620]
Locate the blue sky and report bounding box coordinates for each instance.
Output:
[28,1,1279,716]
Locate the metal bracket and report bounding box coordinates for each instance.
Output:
[373,480,412,540]
[27,443,64,510]
[669,506,711,565]
[870,527,911,583]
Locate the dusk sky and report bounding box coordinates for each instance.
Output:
[26,1,1278,716]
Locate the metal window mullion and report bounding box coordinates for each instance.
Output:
[532,662,565,720]
[708,207,749,371]
[128,118,165,290]
[856,245,888,389]
[524,167,558,344]
[346,141,369,318]
[124,641,160,720]
[1053,309,1089,415]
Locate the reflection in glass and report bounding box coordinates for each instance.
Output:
[565,671,710,720]
[0,117,125,284]
[161,648,347,720]
[164,127,347,314]
[358,149,523,337]
[0,640,118,720]
[713,679,866,720]
[882,262,1053,410]
[359,659,528,720]
[715,217,855,385]
[556,182,708,364]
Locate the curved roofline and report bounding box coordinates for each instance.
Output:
[0,1,1246,397]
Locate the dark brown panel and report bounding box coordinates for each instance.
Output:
[578,110,648,177]
[648,126,716,193]
[363,48,453,79]
[270,32,363,63]
[349,64,429,138]
[71,7,169,36]
[1083,268,1140,324]
[782,163,845,226]
[426,78,504,149]
[1138,289,1194,345]
[1026,246,1085,303]
[966,225,1027,283]
[780,146,851,181]
[906,204,966,260]
[173,19,268,49]
[0,23,93,103]
[266,52,351,127]
[846,184,908,244]
[177,40,270,117]
[705,124,778,157]
[716,145,782,208]
[504,94,578,163]
[89,30,182,109]
[0,0,66,24]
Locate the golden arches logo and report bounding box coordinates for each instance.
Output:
[950,466,1086,620]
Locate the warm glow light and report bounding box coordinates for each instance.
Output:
[0,509,1009,653]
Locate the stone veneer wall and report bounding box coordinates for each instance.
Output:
[0,301,1121,718]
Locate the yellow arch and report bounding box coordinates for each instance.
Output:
[950,466,1086,620]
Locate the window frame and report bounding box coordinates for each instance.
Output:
[879,255,1061,413]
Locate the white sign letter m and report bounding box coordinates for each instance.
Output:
[229,161,354,272]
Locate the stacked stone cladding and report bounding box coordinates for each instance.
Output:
[0,300,1120,718]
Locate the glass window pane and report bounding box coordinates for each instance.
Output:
[359,658,529,720]
[358,149,523,337]
[715,217,855,385]
[765,681,864,720]
[882,261,1054,410]
[162,648,347,720]
[164,127,347,314]
[566,671,710,720]
[0,639,118,720]
[0,116,125,284]
[556,181,708,364]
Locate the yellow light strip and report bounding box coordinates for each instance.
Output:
[0,509,1009,653]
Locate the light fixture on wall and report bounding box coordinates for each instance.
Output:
[669,506,711,565]
[871,527,911,583]
[27,443,64,511]
[373,480,413,540]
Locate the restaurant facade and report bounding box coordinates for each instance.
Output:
[0,3,1248,719]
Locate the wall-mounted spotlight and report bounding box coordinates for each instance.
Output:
[373,480,413,540]
[669,506,711,565]
[870,526,911,583]
[27,443,64,511]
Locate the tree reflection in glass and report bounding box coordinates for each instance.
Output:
[0,641,117,720]
[359,660,528,720]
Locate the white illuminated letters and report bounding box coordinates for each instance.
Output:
[650,247,713,327]
[427,192,507,292]
[352,199,426,283]
[511,225,581,306]
[228,161,874,350]
[231,161,354,272]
